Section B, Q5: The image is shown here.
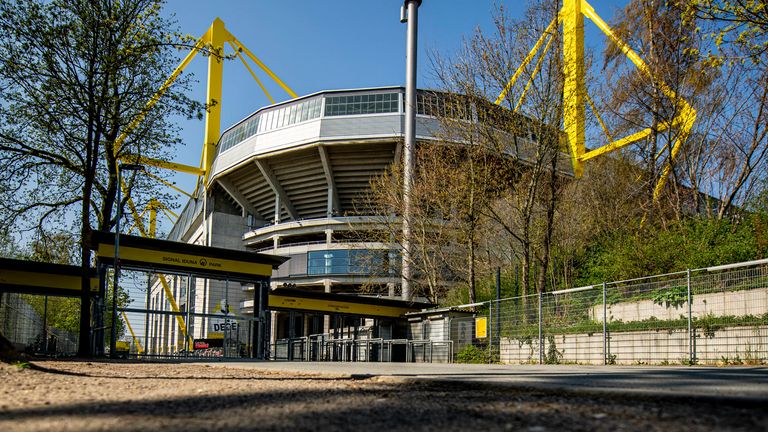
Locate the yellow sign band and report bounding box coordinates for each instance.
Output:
[97,244,273,277]
[268,294,415,318]
[0,270,99,293]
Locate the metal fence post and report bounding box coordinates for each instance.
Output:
[602,282,607,365]
[687,268,693,364]
[144,274,151,357]
[185,274,193,358]
[538,290,543,364]
[488,300,493,364]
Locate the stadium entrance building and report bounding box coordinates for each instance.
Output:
[164,86,569,357]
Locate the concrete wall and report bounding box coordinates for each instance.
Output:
[500,325,768,365]
[590,288,768,323]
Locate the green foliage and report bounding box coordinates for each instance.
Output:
[544,335,562,364]
[21,295,81,334]
[13,361,30,369]
[574,217,761,285]
[456,345,495,364]
[652,286,687,309]
[500,313,768,339]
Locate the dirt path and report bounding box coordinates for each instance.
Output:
[0,360,765,431]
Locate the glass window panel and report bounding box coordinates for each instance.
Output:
[264,112,271,132]
[270,109,278,130]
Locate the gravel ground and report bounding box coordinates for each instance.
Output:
[0,360,766,432]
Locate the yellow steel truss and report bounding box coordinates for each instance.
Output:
[496,0,696,200]
[111,18,295,354]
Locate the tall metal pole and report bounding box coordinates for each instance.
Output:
[687,268,693,364]
[602,282,607,365]
[144,274,151,357]
[42,296,48,354]
[110,167,122,358]
[111,163,142,358]
[495,267,501,354]
[538,290,543,364]
[400,0,421,300]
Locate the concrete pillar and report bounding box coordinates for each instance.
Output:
[323,279,332,334]
[274,195,280,225]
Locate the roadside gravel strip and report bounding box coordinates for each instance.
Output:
[1,361,766,432]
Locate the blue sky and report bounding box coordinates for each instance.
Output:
[159,0,628,232]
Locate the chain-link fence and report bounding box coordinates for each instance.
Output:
[0,292,79,356]
[108,267,269,360]
[458,259,768,365]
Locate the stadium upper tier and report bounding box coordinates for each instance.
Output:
[169,86,572,243]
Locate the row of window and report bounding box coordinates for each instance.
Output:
[417,91,472,120]
[217,91,481,156]
[218,97,322,154]
[324,92,400,117]
[307,249,392,275]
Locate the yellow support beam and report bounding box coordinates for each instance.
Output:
[144,171,194,199]
[585,92,613,142]
[158,274,192,345]
[580,121,672,162]
[495,17,558,106]
[563,0,586,177]
[201,18,228,185]
[114,38,205,154]
[121,311,144,355]
[497,0,697,201]
[229,41,275,105]
[231,37,298,99]
[121,154,204,176]
[515,31,556,112]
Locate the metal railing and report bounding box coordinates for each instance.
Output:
[270,335,453,363]
[453,258,768,365]
[0,292,79,356]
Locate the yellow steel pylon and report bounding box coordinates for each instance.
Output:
[110,18,295,355]
[496,0,697,200]
[113,16,295,239]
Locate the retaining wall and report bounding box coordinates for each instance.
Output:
[499,325,768,365]
[588,288,768,323]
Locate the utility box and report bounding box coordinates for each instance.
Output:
[405,308,476,363]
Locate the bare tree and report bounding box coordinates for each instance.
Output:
[0,0,201,354]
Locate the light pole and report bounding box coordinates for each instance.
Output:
[110,163,144,358]
[400,0,421,301]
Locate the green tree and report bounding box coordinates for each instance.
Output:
[0,0,201,355]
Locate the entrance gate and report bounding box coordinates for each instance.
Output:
[89,230,287,359]
[0,258,99,356]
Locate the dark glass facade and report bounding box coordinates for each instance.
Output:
[307,249,388,275]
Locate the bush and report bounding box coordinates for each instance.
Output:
[456,345,494,364]
[574,217,761,285]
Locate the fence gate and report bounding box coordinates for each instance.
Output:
[110,267,270,360]
[89,230,286,359]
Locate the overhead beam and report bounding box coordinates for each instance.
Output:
[562,0,585,177]
[254,159,298,220]
[318,146,340,216]
[216,177,259,218]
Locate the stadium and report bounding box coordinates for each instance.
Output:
[144,85,572,355]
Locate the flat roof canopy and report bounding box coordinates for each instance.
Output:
[90,230,288,280]
[0,258,99,297]
[268,288,434,319]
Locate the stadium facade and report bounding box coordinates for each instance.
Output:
[152,86,569,352]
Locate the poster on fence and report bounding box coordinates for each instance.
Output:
[475,317,487,339]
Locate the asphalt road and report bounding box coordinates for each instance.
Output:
[3,361,766,431]
[211,362,768,403]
